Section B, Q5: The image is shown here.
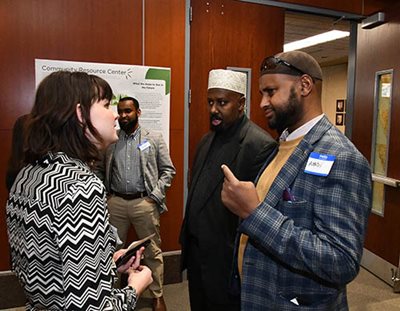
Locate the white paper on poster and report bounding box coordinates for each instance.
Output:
[35,59,171,147]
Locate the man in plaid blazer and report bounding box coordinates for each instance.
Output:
[221,51,372,310]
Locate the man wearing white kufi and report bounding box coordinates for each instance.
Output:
[180,69,276,310]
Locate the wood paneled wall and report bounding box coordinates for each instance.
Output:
[144,0,186,251]
[0,0,185,271]
[352,2,400,266]
[0,0,393,272]
[188,0,284,168]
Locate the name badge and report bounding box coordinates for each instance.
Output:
[304,152,335,177]
[138,140,151,151]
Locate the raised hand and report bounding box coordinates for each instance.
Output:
[221,164,260,219]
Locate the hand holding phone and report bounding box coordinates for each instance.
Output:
[115,233,155,268]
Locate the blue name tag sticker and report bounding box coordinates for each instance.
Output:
[138,140,151,151]
[304,152,336,176]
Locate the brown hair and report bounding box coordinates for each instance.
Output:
[25,71,113,164]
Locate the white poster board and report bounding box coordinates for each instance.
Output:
[35,59,171,147]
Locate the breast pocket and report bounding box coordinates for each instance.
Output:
[142,145,155,156]
[279,199,313,229]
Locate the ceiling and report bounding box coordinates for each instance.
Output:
[285,11,351,67]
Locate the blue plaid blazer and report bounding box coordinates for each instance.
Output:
[237,116,372,310]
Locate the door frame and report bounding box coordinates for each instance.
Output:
[182,0,400,289]
[183,0,364,206]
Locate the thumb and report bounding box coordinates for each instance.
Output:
[221,164,238,183]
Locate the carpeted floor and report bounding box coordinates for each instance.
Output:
[3,267,399,310]
[134,267,400,311]
[347,267,400,310]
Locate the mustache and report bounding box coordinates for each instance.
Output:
[118,118,137,129]
[118,119,129,125]
[210,114,222,122]
[262,104,274,111]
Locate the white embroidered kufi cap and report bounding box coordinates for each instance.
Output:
[208,69,247,96]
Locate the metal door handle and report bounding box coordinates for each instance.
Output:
[372,174,400,188]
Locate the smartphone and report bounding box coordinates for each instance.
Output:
[115,234,154,268]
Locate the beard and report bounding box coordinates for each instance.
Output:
[119,116,138,133]
[268,87,303,133]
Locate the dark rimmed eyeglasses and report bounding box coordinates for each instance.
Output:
[260,56,305,76]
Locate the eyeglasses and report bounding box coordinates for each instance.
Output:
[260,56,305,76]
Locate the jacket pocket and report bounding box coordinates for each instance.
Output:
[279,199,313,229]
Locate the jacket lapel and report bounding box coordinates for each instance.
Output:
[188,118,250,210]
[139,128,150,169]
[263,116,333,208]
[188,131,215,199]
[203,132,242,199]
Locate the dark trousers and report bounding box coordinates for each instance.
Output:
[186,238,240,311]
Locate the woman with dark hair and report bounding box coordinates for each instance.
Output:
[6,71,152,310]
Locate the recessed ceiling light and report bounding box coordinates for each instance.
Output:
[284,30,350,52]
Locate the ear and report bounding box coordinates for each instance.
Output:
[137,108,142,117]
[238,96,246,112]
[76,103,83,123]
[300,75,313,96]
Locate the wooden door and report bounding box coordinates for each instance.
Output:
[0,0,144,271]
[189,0,284,171]
[352,5,400,287]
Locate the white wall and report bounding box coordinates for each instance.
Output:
[321,63,348,133]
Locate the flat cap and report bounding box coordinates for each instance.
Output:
[208,69,247,96]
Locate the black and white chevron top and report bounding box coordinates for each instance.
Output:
[6,152,137,310]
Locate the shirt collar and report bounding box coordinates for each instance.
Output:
[279,114,324,141]
[120,125,141,139]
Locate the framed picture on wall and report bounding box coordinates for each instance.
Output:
[335,113,345,126]
[336,99,345,112]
